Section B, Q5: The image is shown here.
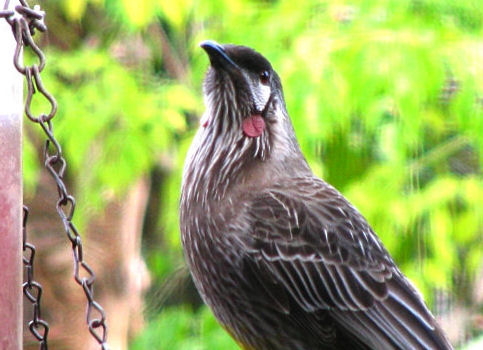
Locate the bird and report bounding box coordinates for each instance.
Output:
[179,40,453,350]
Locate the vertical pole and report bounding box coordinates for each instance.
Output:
[0,2,23,349]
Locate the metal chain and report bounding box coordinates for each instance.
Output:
[22,205,49,349]
[1,1,109,348]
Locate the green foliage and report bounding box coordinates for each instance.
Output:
[130,306,238,350]
[25,48,198,228]
[23,0,483,348]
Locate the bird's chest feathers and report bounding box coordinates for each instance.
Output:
[181,197,249,298]
[182,134,271,205]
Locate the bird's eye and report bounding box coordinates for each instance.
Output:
[260,70,270,85]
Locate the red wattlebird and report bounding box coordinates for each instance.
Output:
[180,41,453,350]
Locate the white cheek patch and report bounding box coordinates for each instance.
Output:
[242,71,271,112]
[252,83,271,112]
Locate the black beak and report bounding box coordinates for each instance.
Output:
[200,40,240,71]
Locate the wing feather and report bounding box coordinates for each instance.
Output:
[235,176,452,349]
[292,260,325,310]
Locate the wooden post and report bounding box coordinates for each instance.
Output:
[0,3,23,349]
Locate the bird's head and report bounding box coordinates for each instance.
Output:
[183,41,309,201]
[200,40,288,144]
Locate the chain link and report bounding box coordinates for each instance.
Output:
[1,1,109,348]
[22,206,49,350]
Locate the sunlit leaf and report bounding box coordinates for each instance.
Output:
[121,0,156,27]
[62,0,87,20]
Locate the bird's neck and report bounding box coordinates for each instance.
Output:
[181,123,270,207]
[181,101,311,209]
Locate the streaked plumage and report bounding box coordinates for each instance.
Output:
[180,41,453,350]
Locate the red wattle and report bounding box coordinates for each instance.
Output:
[200,114,210,127]
[242,114,265,137]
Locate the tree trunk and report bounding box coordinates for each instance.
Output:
[24,175,150,349]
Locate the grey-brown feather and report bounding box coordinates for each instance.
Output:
[238,177,450,349]
[180,43,452,350]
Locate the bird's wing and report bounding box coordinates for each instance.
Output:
[234,176,452,349]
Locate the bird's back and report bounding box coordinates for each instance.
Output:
[181,174,453,350]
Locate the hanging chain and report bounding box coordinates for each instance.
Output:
[1,1,109,348]
[22,205,49,349]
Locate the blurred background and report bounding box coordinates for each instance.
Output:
[19,0,482,349]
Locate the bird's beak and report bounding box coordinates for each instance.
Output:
[200,40,240,71]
